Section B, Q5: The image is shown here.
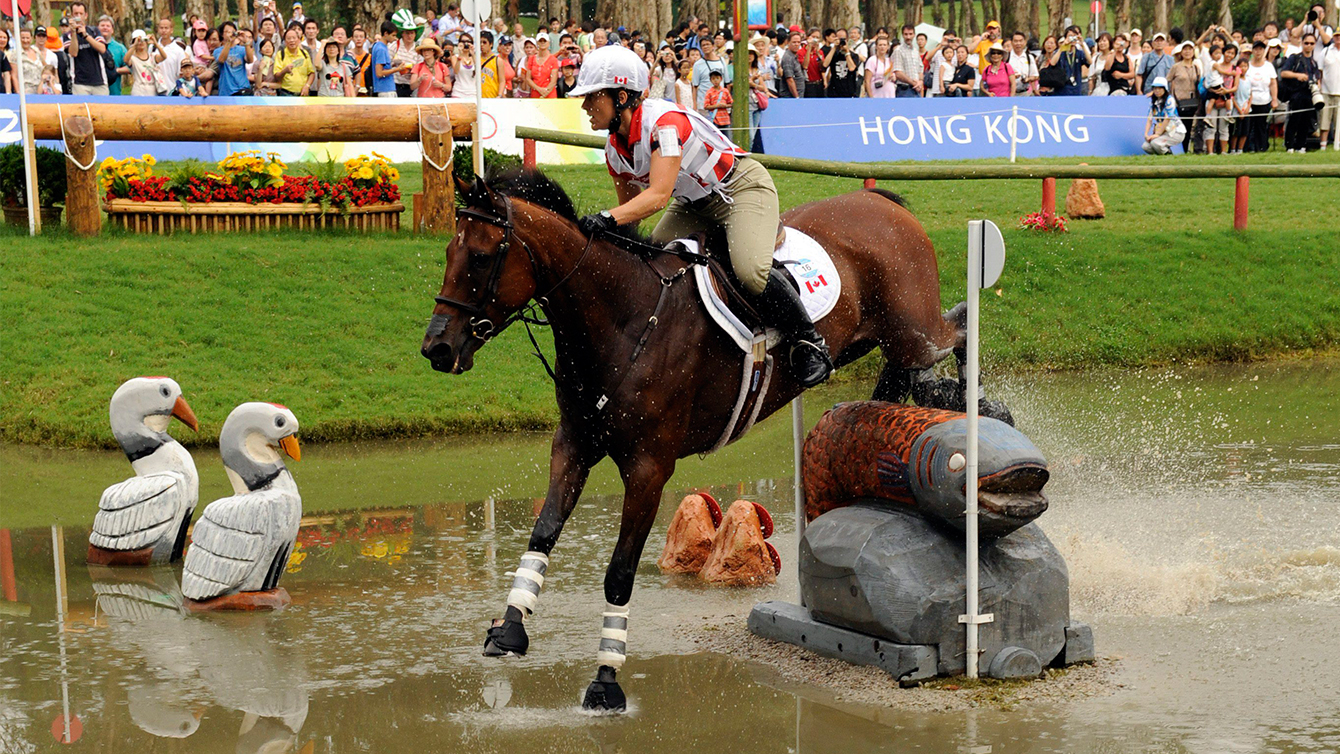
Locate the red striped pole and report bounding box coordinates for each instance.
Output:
[1041,177,1057,215]
[523,139,536,170]
[1233,176,1250,231]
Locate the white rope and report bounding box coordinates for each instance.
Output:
[417,104,454,173]
[57,103,98,172]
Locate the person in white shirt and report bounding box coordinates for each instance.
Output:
[848,27,868,59]
[1008,31,1037,94]
[1127,28,1144,77]
[153,16,188,86]
[1318,32,1340,149]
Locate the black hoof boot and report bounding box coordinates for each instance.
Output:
[483,614,529,657]
[581,666,626,713]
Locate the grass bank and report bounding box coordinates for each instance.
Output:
[3,153,1337,448]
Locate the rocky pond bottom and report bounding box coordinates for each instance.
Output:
[2,359,1337,752]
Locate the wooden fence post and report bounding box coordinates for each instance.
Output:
[420,109,455,236]
[863,178,876,189]
[523,139,536,170]
[62,115,100,237]
[1233,176,1250,231]
[1041,177,1057,215]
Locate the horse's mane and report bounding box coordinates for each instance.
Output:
[471,168,652,245]
[864,187,910,209]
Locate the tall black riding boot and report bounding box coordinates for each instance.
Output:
[751,268,833,388]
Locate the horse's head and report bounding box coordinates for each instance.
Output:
[421,176,539,374]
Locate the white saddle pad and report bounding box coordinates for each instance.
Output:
[690,227,842,353]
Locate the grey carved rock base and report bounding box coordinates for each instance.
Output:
[749,502,1094,680]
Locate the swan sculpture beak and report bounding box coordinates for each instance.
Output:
[279,434,301,462]
[171,396,199,432]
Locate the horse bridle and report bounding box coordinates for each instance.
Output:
[432,193,535,341]
[431,192,594,344]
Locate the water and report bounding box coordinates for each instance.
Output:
[2,360,1337,753]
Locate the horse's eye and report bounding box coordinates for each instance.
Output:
[468,254,493,271]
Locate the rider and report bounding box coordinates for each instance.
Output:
[571,45,833,388]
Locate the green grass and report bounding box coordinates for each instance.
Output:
[3,152,1337,448]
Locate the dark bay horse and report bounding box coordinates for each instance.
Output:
[421,171,977,711]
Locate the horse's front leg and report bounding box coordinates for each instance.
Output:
[484,421,601,657]
[581,451,675,712]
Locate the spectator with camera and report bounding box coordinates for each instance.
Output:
[823,28,861,98]
[1279,33,1321,152]
[64,2,110,95]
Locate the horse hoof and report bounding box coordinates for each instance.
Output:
[981,399,1016,427]
[581,667,626,713]
[482,618,529,657]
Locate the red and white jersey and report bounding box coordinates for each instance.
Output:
[605,98,747,203]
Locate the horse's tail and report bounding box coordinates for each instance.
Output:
[943,301,968,353]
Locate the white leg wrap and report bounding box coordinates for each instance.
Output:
[596,603,629,669]
[505,551,549,620]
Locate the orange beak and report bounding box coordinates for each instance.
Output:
[279,434,301,462]
[171,396,199,432]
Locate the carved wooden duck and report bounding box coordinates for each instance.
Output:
[89,377,200,566]
[182,402,301,609]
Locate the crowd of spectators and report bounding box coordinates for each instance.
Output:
[2,2,1336,152]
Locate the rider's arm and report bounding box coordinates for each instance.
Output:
[608,149,680,225]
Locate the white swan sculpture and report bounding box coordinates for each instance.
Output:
[182,402,302,609]
[89,377,200,566]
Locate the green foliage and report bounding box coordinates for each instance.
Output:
[452,145,523,201]
[0,144,68,208]
[295,153,347,185]
[166,159,210,197]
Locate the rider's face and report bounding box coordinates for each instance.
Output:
[581,91,618,132]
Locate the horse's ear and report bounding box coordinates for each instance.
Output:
[453,174,473,200]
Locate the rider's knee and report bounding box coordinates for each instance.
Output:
[734,258,770,296]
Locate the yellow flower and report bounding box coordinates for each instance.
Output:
[356,167,374,180]
[386,168,400,181]
[266,163,284,177]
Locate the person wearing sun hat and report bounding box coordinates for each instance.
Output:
[1142,75,1186,153]
[289,1,306,25]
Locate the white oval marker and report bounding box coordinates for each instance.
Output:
[949,452,967,472]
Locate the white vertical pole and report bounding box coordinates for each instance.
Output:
[52,526,72,742]
[472,17,484,176]
[1009,104,1018,163]
[12,19,37,236]
[791,396,805,601]
[964,224,983,679]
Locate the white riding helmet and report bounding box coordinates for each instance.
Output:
[567,45,649,98]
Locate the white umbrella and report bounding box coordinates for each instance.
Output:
[914,22,947,47]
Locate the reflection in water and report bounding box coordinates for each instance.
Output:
[1,361,1338,752]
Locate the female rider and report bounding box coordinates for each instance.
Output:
[571,45,831,388]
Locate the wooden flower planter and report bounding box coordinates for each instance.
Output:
[102,199,405,234]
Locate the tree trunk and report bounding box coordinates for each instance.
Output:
[961,0,978,37]
[1216,0,1232,30]
[1153,0,1169,34]
[980,0,997,29]
[595,0,617,27]
[1256,0,1276,27]
[947,0,957,36]
[1182,0,1198,33]
[865,0,899,34]
[1001,0,1028,34]
[185,0,207,22]
[904,0,924,26]
[828,0,860,29]
[805,0,826,29]
[931,0,943,28]
[1046,0,1065,35]
[355,0,395,37]
[1115,0,1131,32]
[778,0,805,28]
[1028,0,1040,37]
[678,0,717,29]
[505,0,520,23]
[33,0,53,26]
[658,0,672,41]
[101,0,153,41]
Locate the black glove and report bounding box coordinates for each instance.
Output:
[577,210,618,236]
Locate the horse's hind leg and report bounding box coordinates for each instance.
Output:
[582,452,675,712]
[871,361,911,403]
[484,422,600,657]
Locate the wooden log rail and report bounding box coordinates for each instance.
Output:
[34,102,475,237]
[30,102,475,141]
[515,125,1340,231]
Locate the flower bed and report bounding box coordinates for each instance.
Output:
[99,151,403,234]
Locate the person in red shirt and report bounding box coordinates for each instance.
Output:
[524,34,560,98]
[800,31,825,96]
[703,69,733,133]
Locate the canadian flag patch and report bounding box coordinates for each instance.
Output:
[613,75,627,85]
[805,275,828,293]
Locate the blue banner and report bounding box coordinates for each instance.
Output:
[757,97,1150,160]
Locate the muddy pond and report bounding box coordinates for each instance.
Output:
[2,359,1337,753]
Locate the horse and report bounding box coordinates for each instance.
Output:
[420,170,1001,711]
